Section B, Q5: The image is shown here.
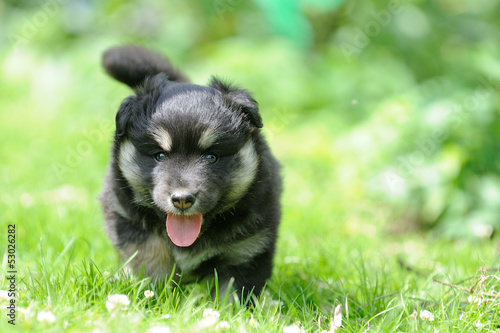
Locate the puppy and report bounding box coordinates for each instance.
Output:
[99,45,282,301]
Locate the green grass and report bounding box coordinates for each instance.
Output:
[2,212,499,332]
[2,10,500,332]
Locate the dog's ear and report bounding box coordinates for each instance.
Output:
[115,96,138,139]
[115,74,172,139]
[209,77,263,128]
[103,45,189,89]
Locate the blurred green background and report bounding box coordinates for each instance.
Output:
[2,0,500,258]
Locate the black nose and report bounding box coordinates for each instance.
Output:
[171,193,196,210]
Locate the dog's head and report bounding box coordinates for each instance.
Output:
[103,46,265,247]
[111,68,263,247]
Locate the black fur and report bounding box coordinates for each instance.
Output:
[100,45,281,302]
[103,45,189,87]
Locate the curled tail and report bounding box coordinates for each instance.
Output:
[102,45,189,88]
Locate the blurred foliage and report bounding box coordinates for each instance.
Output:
[1,0,500,240]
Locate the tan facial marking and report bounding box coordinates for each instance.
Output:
[226,140,258,202]
[151,127,172,152]
[118,140,142,187]
[198,127,218,150]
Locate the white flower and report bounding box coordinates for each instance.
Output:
[320,305,343,333]
[419,310,434,322]
[475,320,485,328]
[467,295,482,305]
[248,316,258,327]
[189,308,221,331]
[270,299,284,307]
[160,314,171,319]
[331,304,342,331]
[17,301,35,318]
[283,324,303,333]
[0,290,12,302]
[216,321,231,330]
[202,308,220,319]
[37,310,56,323]
[144,290,155,299]
[193,316,219,331]
[106,294,130,312]
[146,326,171,333]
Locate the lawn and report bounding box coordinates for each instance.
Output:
[1,1,500,332]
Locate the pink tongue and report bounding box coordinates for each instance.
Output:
[166,213,202,247]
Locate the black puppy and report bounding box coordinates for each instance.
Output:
[100,45,282,301]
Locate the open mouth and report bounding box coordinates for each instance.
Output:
[166,212,203,247]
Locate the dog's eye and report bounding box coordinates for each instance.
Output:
[205,154,218,163]
[153,152,167,162]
